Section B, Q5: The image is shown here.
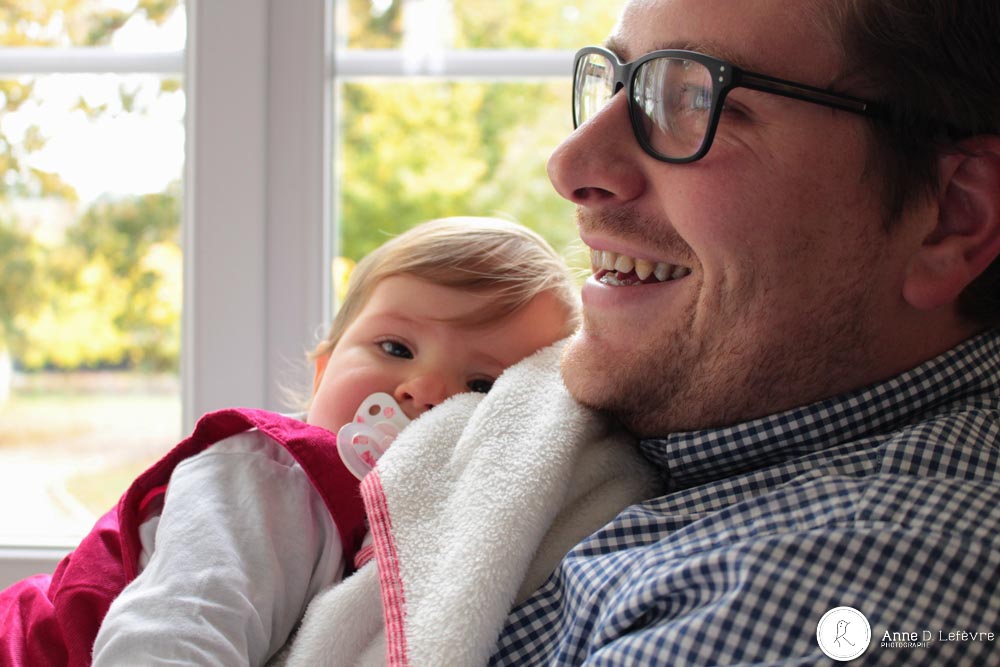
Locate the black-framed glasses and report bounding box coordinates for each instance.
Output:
[573,46,883,163]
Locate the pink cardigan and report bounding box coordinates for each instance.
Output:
[0,408,365,667]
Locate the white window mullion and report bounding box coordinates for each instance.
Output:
[183,0,269,427]
[185,0,330,427]
[334,49,574,79]
[0,48,183,74]
[264,0,332,411]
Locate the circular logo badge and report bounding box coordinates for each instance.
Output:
[817,607,872,661]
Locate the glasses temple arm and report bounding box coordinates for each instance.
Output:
[735,71,879,117]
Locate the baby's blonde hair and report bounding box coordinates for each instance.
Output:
[311,216,579,360]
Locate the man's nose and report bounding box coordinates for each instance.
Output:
[546,92,646,206]
[393,373,453,419]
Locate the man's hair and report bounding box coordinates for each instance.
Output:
[311,216,580,359]
[828,0,1000,324]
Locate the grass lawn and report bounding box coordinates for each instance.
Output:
[0,390,180,451]
[64,457,159,515]
[0,376,181,528]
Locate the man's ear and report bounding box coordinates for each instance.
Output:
[312,353,330,394]
[903,136,1000,311]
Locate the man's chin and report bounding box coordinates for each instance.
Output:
[559,325,709,437]
[559,330,651,432]
[559,330,603,404]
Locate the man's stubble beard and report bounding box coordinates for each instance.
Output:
[560,298,741,436]
[560,265,879,438]
[560,202,884,437]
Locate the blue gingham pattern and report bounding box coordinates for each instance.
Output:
[490,331,1000,665]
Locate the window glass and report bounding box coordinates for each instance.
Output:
[335,1,619,302]
[0,0,186,50]
[337,80,579,261]
[343,0,618,49]
[0,0,184,546]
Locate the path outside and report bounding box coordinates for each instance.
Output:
[0,371,180,547]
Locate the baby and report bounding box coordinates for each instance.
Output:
[88,217,580,664]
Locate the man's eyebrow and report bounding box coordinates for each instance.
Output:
[602,35,630,61]
[602,36,765,73]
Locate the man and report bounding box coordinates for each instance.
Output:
[490,0,1000,663]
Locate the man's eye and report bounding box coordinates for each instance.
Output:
[678,85,712,111]
[379,340,413,359]
[719,100,748,117]
[467,378,494,394]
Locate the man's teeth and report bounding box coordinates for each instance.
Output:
[592,249,691,284]
[614,254,634,275]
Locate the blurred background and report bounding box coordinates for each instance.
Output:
[0,0,618,548]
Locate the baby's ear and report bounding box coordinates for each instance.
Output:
[313,354,330,394]
[903,136,1000,311]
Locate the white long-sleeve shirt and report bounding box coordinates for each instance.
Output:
[92,430,345,666]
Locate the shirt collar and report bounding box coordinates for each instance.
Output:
[638,330,1000,491]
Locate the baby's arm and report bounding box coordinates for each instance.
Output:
[92,432,344,666]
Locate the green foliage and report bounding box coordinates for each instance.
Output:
[346,0,402,48]
[0,81,32,112]
[17,255,132,369]
[337,79,583,268]
[345,0,617,49]
[138,0,180,25]
[0,0,183,370]
[337,1,618,268]
[0,217,42,349]
[0,0,182,47]
[68,187,180,276]
[0,0,183,198]
[14,185,183,371]
[72,186,181,370]
[0,78,62,201]
[4,0,613,373]
[452,0,621,49]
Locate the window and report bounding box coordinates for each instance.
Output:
[0,1,185,566]
[0,0,333,584]
[0,0,616,584]
[333,0,619,279]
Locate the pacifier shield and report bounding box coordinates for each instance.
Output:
[337,392,411,479]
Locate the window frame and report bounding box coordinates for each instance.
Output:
[0,0,325,581]
[0,0,575,584]
[183,0,332,426]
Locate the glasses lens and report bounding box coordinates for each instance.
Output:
[632,57,713,159]
[574,52,615,127]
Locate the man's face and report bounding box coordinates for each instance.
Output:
[555,0,926,436]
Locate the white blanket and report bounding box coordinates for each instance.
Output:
[279,343,663,666]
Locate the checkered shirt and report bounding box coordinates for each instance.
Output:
[490,331,1000,666]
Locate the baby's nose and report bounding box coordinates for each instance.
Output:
[393,373,452,419]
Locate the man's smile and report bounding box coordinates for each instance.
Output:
[589,247,692,286]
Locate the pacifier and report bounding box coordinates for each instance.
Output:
[337,392,411,480]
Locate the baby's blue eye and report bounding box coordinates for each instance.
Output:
[380,340,413,359]
[467,378,494,394]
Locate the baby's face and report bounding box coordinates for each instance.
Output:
[307,274,569,433]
